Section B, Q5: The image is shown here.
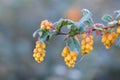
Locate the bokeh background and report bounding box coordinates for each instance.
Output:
[0,0,120,80]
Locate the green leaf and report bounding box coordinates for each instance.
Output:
[68,37,80,53]
[115,14,120,20]
[54,19,74,32]
[38,29,56,42]
[61,20,73,26]
[101,15,113,23]
[69,25,79,36]
[77,9,94,32]
[115,10,120,20]
[47,30,56,41]
[33,29,40,38]
[39,31,49,42]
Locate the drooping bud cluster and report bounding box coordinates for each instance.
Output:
[81,33,94,56]
[61,46,78,68]
[101,32,118,49]
[33,41,46,63]
[41,20,53,30]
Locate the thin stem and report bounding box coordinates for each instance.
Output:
[57,32,68,35]
[76,55,86,64]
[55,24,119,36]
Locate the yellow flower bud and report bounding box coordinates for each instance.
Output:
[101,36,106,43]
[40,20,53,30]
[40,57,44,62]
[108,34,113,41]
[66,55,71,61]
[81,40,86,45]
[81,33,87,38]
[41,42,46,49]
[85,37,91,43]
[117,27,120,34]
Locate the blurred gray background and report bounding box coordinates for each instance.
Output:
[0,0,120,80]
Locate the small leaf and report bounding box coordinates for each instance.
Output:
[77,23,85,32]
[77,9,94,32]
[39,31,49,42]
[38,29,56,42]
[47,30,56,40]
[33,29,40,38]
[61,20,72,26]
[68,24,79,36]
[68,37,80,53]
[115,10,120,20]
[115,14,120,20]
[102,15,113,23]
[54,19,74,32]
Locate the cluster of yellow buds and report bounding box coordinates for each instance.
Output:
[61,46,78,68]
[116,26,120,34]
[33,41,46,63]
[81,33,94,56]
[101,32,118,49]
[41,20,53,30]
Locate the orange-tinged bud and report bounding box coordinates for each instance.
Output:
[40,57,44,62]
[73,56,77,61]
[41,42,46,49]
[36,43,41,48]
[117,27,120,34]
[81,33,87,39]
[70,51,78,57]
[69,60,75,65]
[86,37,91,43]
[33,49,38,53]
[33,54,36,57]
[66,55,71,61]
[62,52,68,57]
[90,46,93,50]
[108,34,113,41]
[90,35,94,39]
[81,45,85,50]
[62,46,70,53]
[85,44,90,49]
[81,40,86,45]
[89,40,94,45]
[40,20,53,30]
[102,36,106,42]
[38,48,43,52]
